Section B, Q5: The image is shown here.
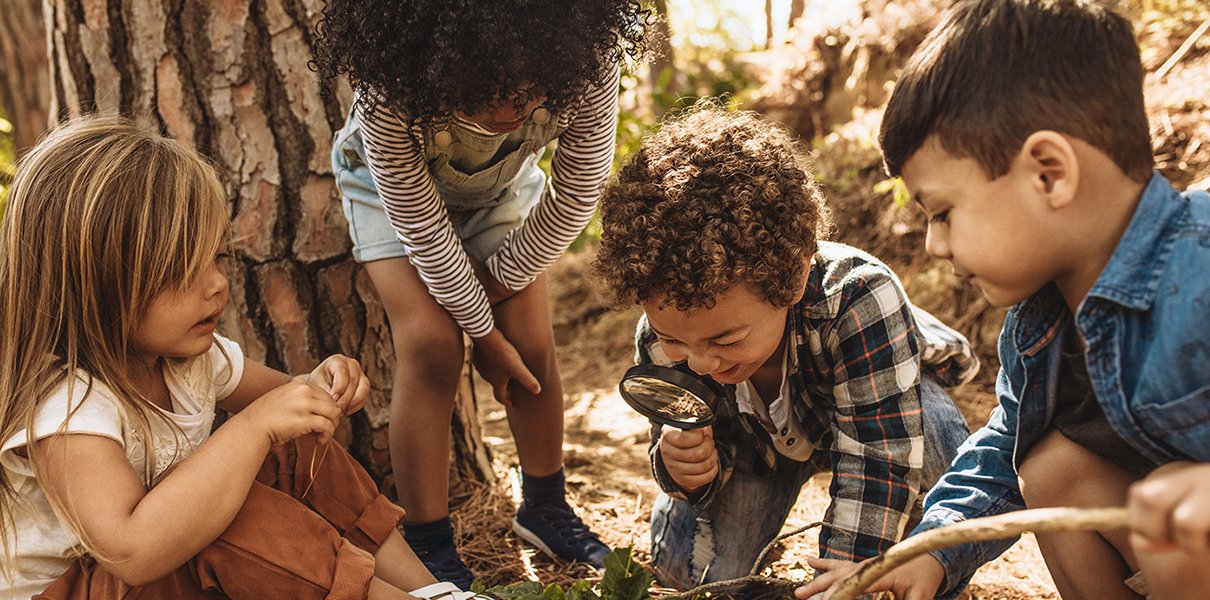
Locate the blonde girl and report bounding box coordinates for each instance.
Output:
[0,115,485,600]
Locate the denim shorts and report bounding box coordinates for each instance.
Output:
[331,125,547,264]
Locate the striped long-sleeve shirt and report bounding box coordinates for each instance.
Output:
[357,67,620,338]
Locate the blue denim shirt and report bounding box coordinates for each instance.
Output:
[911,173,1210,598]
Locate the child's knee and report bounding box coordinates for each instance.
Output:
[392,324,465,386]
[1018,430,1122,507]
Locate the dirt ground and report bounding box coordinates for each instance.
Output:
[451,13,1210,598]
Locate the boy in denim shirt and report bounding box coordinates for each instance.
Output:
[801,1,1210,599]
[591,106,978,588]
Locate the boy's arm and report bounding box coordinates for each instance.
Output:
[819,270,923,561]
[635,316,735,506]
[909,363,1028,596]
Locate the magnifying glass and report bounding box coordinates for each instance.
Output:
[617,364,720,430]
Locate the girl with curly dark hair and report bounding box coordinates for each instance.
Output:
[313,0,647,589]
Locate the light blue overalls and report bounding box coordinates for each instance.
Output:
[331,105,567,263]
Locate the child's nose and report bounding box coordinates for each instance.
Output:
[204,262,229,297]
[924,225,951,259]
[686,351,720,377]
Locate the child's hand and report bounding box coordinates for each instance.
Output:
[796,554,945,600]
[1128,461,1210,554]
[237,379,343,445]
[308,354,371,416]
[472,328,541,407]
[658,425,718,493]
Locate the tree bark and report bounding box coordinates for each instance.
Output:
[43,0,493,491]
[0,0,52,154]
[789,0,805,30]
[647,0,676,117]
[765,0,775,48]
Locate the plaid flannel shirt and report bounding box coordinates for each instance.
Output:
[637,242,979,561]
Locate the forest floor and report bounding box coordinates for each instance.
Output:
[448,17,1209,599]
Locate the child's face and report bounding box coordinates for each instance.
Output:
[132,256,230,361]
[643,282,792,386]
[901,138,1066,308]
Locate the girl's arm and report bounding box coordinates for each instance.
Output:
[484,64,620,292]
[219,354,371,417]
[358,105,495,339]
[215,359,290,413]
[30,379,341,586]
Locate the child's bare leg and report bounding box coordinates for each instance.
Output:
[374,529,439,591]
[1018,430,1141,600]
[364,258,466,523]
[493,272,564,476]
[369,576,421,600]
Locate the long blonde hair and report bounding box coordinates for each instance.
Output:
[0,114,231,571]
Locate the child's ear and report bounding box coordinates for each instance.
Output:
[1016,130,1079,210]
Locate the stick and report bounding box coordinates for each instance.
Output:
[750,521,824,577]
[828,507,1129,600]
[1155,18,1210,81]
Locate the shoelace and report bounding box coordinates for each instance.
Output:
[533,506,595,541]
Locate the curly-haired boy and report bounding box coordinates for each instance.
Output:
[802,2,1210,599]
[313,0,648,588]
[593,106,978,588]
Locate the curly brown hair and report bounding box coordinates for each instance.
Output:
[312,0,649,126]
[594,106,831,311]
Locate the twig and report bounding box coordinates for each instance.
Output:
[659,521,823,599]
[1155,18,1210,81]
[828,507,1129,600]
[674,575,799,599]
[750,521,825,577]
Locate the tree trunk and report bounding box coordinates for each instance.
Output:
[765,0,775,48]
[43,0,493,492]
[0,0,52,154]
[647,0,676,117]
[789,0,805,30]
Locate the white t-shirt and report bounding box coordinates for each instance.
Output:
[0,335,245,600]
[734,337,815,462]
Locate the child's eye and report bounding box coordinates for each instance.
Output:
[714,339,741,348]
[657,337,681,346]
[215,251,235,273]
[929,210,949,224]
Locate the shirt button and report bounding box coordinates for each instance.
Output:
[433,130,453,148]
[786,438,796,445]
[531,107,550,124]
[781,427,789,436]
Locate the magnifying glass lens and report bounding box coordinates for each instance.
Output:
[621,377,712,422]
[618,365,718,429]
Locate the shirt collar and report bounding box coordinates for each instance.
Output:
[1086,172,1186,311]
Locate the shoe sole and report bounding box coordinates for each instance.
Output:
[511,517,560,559]
[511,518,604,571]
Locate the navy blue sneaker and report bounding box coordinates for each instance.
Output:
[512,502,611,568]
[412,536,475,591]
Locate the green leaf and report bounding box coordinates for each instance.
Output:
[566,580,601,600]
[599,547,653,600]
[485,581,546,599]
